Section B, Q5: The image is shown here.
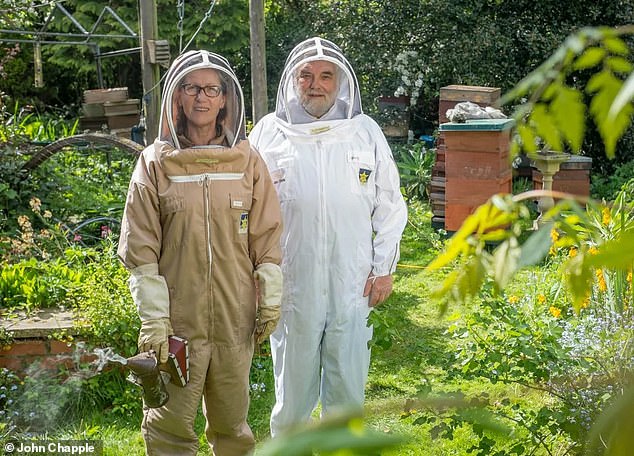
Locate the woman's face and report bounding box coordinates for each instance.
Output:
[177,68,226,131]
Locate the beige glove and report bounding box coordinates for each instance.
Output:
[254,263,283,344]
[138,318,174,364]
[129,264,173,363]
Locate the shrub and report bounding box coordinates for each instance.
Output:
[392,141,435,203]
[591,159,634,201]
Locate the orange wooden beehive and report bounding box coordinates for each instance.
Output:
[439,118,515,232]
[432,85,502,229]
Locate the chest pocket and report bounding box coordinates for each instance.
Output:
[347,149,376,195]
[161,195,186,215]
[268,153,296,202]
[231,193,252,242]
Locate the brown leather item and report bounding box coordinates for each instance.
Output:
[162,335,189,387]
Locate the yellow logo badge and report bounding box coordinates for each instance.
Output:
[239,213,248,234]
[359,168,371,185]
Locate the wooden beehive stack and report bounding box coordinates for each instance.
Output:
[440,118,515,232]
[432,85,501,229]
[80,88,140,139]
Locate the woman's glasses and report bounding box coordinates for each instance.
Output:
[180,83,223,98]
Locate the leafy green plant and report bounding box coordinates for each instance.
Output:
[591,159,634,200]
[501,25,634,159]
[70,240,139,357]
[393,142,435,202]
[445,279,633,454]
[0,257,84,312]
[257,411,406,456]
[0,198,121,313]
[0,101,78,143]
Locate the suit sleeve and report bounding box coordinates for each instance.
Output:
[117,148,170,320]
[248,145,283,268]
[368,120,408,276]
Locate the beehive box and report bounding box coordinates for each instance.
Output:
[104,99,140,117]
[439,85,501,123]
[439,118,515,232]
[433,85,503,230]
[83,87,128,104]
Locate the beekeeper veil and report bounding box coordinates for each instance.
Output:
[158,50,246,149]
[275,37,363,124]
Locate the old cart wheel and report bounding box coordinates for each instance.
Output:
[20,132,143,175]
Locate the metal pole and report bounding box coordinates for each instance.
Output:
[139,0,161,143]
[249,0,268,124]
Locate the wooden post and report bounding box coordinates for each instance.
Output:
[139,0,161,143]
[34,42,43,88]
[249,0,268,124]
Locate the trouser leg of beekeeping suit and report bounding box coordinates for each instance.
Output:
[142,340,255,456]
[320,302,372,417]
[269,309,323,437]
[203,343,255,455]
[269,301,373,438]
[142,342,208,455]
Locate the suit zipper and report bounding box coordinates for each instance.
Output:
[201,176,213,285]
[317,139,327,297]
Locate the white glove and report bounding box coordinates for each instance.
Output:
[129,264,172,363]
[253,263,283,344]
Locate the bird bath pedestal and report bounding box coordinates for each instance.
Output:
[531,151,570,225]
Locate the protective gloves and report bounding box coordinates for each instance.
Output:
[138,318,174,364]
[129,263,173,364]
[253,263,283,344]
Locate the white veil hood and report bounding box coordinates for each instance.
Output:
[158,50,246,149]
[275,37,363,124]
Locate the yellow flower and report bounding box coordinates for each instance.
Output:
[627,270,632,284]
[549,306,561,318]
[580,296,590,309]
[508,295,519,304]
[550,228,560,243]
[602,207,611,226]
[569,247,578,257]
[537,294,546,304]
[17,215,30,228]
[595,269,607,292]
[29,197,42,213]
[588,246,598,255]
[21,231,34,244]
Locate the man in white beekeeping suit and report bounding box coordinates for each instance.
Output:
[249,37,408,437]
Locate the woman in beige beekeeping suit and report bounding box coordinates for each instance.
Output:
[118,50,283,456]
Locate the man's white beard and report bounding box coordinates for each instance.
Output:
[302,97,332,119]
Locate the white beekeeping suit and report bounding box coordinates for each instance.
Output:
[249,37,407,437]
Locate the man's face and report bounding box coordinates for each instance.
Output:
[296,60,338,118]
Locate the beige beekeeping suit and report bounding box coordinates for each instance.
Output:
[118,50,283,456]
